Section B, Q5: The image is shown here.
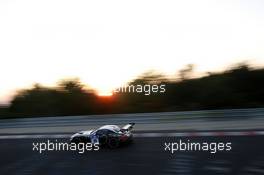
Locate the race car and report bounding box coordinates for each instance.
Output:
[70,123,135,148]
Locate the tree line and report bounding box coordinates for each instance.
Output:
[0,63,264,118]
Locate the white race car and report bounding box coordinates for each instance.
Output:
[70,123,135,148]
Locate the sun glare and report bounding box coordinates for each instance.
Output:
[97,91,113,97]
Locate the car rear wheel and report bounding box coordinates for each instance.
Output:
[107,137,119,149]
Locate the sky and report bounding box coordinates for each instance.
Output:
[0,0,264,104]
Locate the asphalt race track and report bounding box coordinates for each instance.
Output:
[0,108,264,175]
[0,134,264,175]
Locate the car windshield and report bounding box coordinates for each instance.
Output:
[98,125,120,133]
[112,128,120,133]
[95,129,116,135]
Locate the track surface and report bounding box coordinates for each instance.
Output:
[0,135,264,175]
[0,109,264,174]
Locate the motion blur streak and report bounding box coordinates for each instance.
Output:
[0,136,263,175]
[0,109,264,175]
[0,108,264,134]
[1,130,264,139]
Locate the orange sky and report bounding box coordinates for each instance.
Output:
[1,0,264,104]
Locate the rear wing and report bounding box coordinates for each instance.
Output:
[121,123,135,131]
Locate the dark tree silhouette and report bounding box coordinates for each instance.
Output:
[1,63,264,118]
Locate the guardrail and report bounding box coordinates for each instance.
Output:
[0,108,263,127]
[0,108,264,132]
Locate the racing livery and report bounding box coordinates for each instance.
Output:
[70,123,135,148]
